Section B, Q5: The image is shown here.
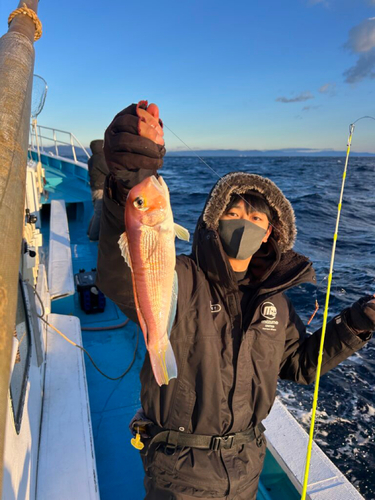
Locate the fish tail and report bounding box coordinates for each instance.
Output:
[149,341,177,386]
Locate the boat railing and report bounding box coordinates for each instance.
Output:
[29,123,90,163]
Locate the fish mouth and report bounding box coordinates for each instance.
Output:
[150,175,163,188]
[150,175,168,196]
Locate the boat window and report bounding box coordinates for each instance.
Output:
[10,280,32,434]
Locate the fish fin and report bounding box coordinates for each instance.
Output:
[149,341,178,386]
[174,223,190,242]
[118,232,132,270]
[167,271,178,339]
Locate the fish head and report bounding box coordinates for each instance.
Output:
[126,175,170,227]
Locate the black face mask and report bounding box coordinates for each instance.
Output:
[218,219,267,260]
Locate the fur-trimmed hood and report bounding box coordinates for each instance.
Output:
[203,172,296,253]
[190,171,314,291]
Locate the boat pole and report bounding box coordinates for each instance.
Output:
[0,0,40,494]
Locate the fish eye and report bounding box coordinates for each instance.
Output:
[134,197,144,209]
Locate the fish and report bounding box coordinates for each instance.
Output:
[118,175,189,386]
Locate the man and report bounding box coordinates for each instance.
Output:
[96,102,375,499]
[87,139,109,241]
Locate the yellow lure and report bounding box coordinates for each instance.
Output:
[131,432,144,450]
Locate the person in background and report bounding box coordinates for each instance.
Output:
[87,139,109,241]
[96,102,375,500]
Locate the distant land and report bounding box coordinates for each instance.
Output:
[40,145,375,158]
[166,148,375,157]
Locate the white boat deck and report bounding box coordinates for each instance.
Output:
[265,398,363,499]
[36,314,99,500]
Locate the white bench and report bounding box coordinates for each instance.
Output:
[36,314,99,500]
[48,200,75,300]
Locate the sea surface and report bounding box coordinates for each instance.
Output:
[160,156,374,499]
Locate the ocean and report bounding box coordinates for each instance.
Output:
[161,156,375,499]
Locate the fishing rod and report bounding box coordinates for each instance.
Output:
[300,115,375,500]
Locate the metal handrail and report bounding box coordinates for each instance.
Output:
[29,124,90,162]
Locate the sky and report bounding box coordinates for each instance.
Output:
[1,0,375,153]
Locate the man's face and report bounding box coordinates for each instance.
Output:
[220,199,272,244]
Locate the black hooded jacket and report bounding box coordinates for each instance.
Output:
[96,106,372,497]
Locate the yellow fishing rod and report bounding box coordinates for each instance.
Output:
[300,116,375,500]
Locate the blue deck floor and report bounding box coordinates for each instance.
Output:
[42,158,299,500]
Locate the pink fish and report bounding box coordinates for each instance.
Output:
[118,175,189,386]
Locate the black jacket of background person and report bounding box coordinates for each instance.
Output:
[96,104,373,498]
[88,139,109,194]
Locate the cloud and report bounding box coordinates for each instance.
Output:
[343,50,375,83]
[343,18,375,83]
[318,82,337,96]
[276,91,314,103]
[345,18,375,53]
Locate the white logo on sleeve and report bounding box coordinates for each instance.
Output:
[261,302,277,320]
[260,302,279,331]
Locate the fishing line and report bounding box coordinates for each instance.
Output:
[305,274,330,326]
[352,115,375,125]
[164,123,279,232]
[301,116,375,500]
[163,124,227,181]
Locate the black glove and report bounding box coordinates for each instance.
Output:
[103,101,165,175]
[103,101,166,205]
[346,295,375,334]
[129,407,152,438]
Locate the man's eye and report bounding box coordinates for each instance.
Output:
[227,212,238,217]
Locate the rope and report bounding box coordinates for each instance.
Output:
[8,2,42,41]
[39,316,140,380]
[300,124,355,499]
[33,285,139,381]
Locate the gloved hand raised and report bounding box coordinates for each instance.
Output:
[346,295,375,334]
[137,102,164,145]
[103,101,165,175]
